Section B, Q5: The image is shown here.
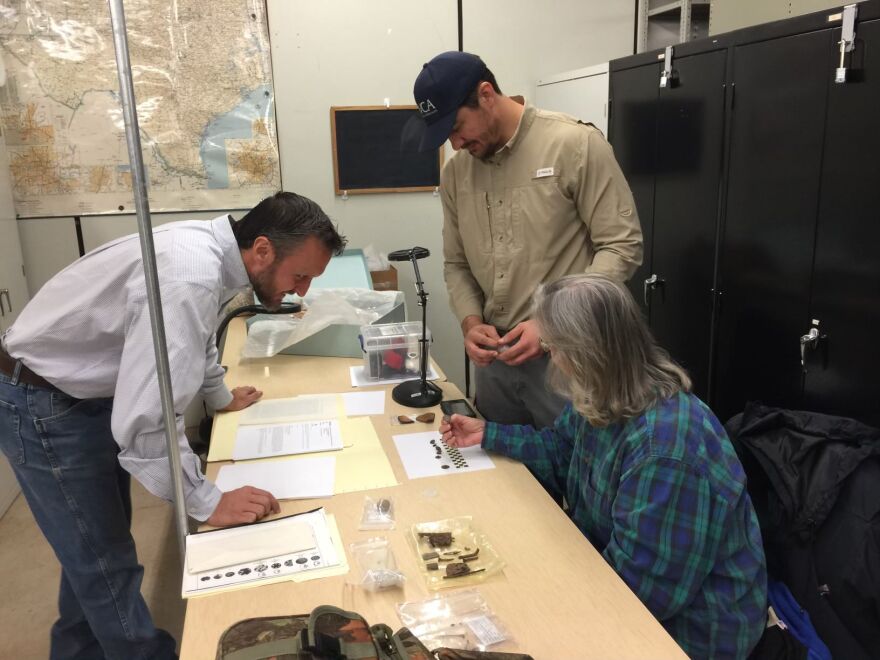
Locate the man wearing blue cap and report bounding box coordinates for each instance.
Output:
[413,51,643,428]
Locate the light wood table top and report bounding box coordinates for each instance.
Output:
[179,319,686,659]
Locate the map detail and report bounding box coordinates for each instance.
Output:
[0,0,281,217]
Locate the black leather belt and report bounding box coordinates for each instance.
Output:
[0,346,57,390]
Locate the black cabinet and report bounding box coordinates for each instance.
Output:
[610,1,880,426]
[805,20,880,426]
[608,63,659,309]
[714,29,832,421]
[610,50,727,399]
[651,49,727,399]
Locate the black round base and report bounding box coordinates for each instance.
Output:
[391,379,443,408]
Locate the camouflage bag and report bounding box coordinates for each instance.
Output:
[215,606,535,660]
[216,605,433,660]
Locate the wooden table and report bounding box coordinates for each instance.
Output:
[179,320,686,659]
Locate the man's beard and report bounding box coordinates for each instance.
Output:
[250,259,280,310]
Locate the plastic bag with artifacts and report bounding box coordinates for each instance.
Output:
[243,288,403,357]
[408,517,505,591]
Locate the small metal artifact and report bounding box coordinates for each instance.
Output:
[426,562,439,571]
[397,415,415,424]
[442,562,487,580]
[416,412,435,423]
[421,551,439,560]
[460,548,480,562]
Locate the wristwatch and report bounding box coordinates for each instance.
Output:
[539,337,551,353]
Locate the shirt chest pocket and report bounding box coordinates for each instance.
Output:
[456,191,493,255]
[511,178,576,255]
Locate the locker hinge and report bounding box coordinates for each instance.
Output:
[660,46,677,88]
[835,4,859,83]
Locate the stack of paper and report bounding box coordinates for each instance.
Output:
[233,419,343,461]
[215,455,336,500]
[182,508,347,598]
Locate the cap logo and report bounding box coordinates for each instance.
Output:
[418,99,437,117]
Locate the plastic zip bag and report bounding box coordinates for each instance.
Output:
[242,289,403,358]
[396,589,512,651]
[347,536,405,592]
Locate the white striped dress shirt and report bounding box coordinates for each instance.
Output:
[1,215,249,520]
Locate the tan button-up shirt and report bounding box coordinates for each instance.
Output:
[441,105,643,330]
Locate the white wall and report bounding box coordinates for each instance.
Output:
[268,0,635,390]
[536,64,610,134]
[710,0,847,35]
[266,0,464,385]
[462,0,635,101]
[13,0,637,393]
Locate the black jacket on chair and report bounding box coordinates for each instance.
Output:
[726,403,880,660]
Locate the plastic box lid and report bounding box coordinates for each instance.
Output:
[360,322,429,351]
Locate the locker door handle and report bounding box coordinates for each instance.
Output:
[799,319,826,373]
[0,288,9,317]
[643,274,665,306]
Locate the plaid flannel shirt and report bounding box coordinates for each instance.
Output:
[483,391,767,659]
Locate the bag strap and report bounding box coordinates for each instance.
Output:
[307,605,383,659]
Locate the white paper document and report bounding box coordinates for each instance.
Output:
[215,455,336,500]
[186,519,316,574]
[233,419,342,460]
[182,508,341,598]
[239,394,338,425]
[341,391,386,416]
[349,365,440,388]
[392,431,496,480]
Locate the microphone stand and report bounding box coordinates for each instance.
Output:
[391,250,443,408]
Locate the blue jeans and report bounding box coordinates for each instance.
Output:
[0,372,177,660]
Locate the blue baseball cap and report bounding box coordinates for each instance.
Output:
[413,51,488,152]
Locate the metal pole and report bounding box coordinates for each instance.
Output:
[680,0,693,45]
[636,0,649,53]
[107,0,188,562]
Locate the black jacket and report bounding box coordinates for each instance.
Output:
[726,403,880,660]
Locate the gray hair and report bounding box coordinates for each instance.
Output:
[534,273,691,427]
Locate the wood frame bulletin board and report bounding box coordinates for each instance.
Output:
[330,105,444,195]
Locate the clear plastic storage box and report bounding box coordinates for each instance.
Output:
[360,322,430,381]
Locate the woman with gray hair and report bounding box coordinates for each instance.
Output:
[440,274,767,659]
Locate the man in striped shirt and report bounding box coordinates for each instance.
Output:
[0,192,345,659]
[441,274,767,658]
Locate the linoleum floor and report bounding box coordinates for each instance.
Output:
[0,478,185,659]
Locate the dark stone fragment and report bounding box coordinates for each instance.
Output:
[445,562,470,577]
[419,531,453,547]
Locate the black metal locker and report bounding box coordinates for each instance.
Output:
[608,64,659,314]
[713,29,834,422]
[804,19,880,426]
[649,49,727,399]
